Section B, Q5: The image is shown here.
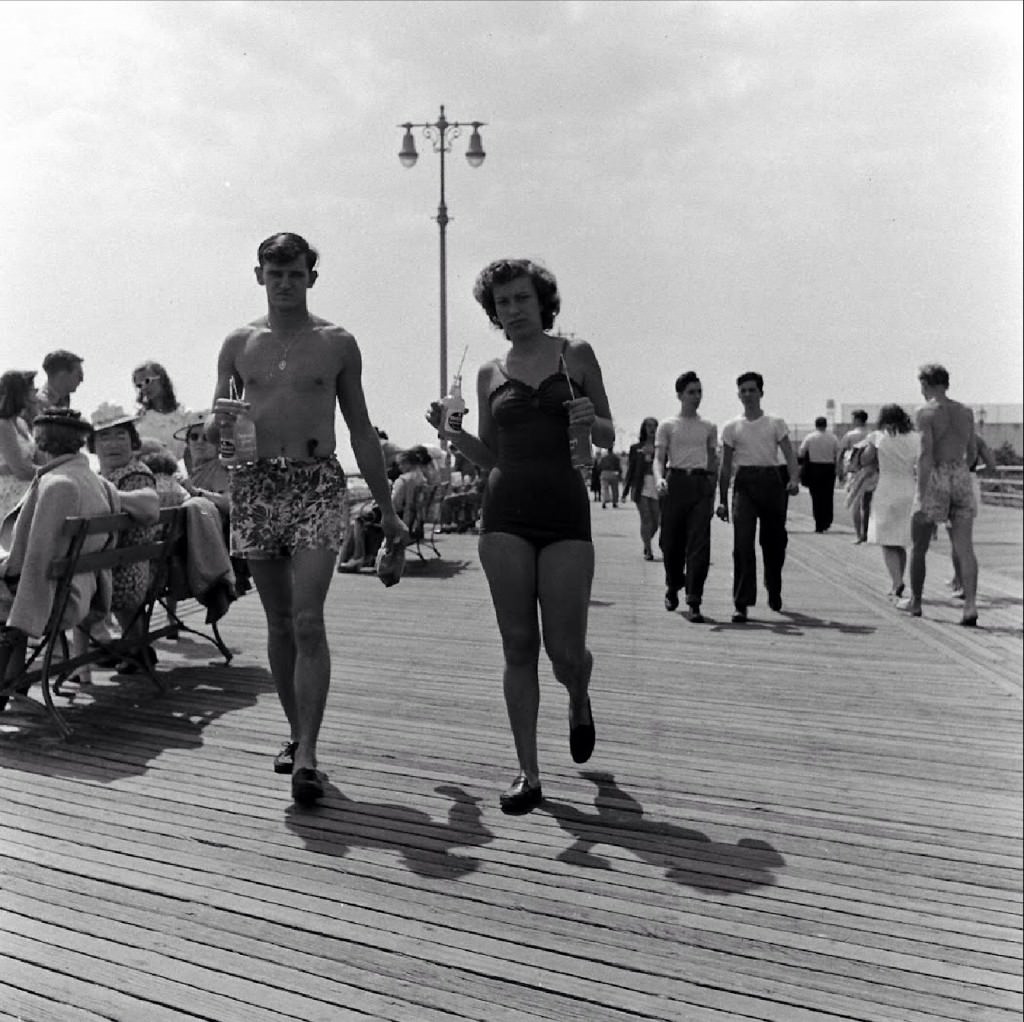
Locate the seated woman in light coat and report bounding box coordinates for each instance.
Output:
[0,409,159,701]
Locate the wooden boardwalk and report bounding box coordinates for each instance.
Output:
[2,492,1021,1021]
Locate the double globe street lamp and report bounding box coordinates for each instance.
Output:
[397,105,487,402]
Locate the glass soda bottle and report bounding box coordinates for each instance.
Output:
[215,396,256,467]
[439,375,466,440]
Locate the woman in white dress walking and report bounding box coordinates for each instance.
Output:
[859,404,919,600]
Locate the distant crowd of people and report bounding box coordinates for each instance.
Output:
[1,228,994,818]
[604,365,990,630]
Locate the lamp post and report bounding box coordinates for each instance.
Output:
[397,105,486,402]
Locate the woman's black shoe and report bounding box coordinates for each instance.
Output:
[499,774,543,814]
[569,698,596,764]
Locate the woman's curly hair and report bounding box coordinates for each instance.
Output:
[472,259,561,331]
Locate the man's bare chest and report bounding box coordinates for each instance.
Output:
[238,332,341,388]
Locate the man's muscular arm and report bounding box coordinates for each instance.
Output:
[335,332,408,543]
[916,407,934,506]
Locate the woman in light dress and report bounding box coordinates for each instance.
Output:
[132,362,192,463]
[0,370,41,521]
[859,404,919,599]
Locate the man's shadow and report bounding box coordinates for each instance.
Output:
[710,609,875,636]
[0,664,273,781]
[544,772,784,893]
[285,783,493,880]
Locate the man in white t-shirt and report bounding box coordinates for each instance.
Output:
[653,371,718,623]
[716,371,800,623]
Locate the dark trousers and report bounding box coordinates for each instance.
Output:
[731,467,789,609]
[803,462,836,531]
[659,471,714,605]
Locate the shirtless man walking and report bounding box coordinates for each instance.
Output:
[211,232,408,805]
[898,363,979,625]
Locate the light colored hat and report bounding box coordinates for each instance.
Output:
[90,406,138,433]
[172,410,212,442]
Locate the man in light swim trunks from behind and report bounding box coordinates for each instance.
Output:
[210,232,408,805]
[898,363,979,625]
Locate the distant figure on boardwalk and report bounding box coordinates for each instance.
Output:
[897,363,979,625]
[596,448,621,508]
[653,373,718,623]
[621,417,661,561]
[838,409,871,543]
[210,232,408,806]
[716,371,800,623]
[857,404,919,601]
[427,258,614,814]
[949,433,997,599]
[798,416,841,533]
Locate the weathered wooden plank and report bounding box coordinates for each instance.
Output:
[0,493,1019,1022]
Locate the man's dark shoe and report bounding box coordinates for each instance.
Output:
[273,740,299,775]
[664,589,679,612]
[731,606,748,623]
[500,774,543,814]
[768,591,783,612]
[291,767,326,806]
[685,605,704,624]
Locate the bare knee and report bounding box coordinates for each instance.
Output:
[502,630,540,669]
[293,608,327,652]
[264,609,293,643]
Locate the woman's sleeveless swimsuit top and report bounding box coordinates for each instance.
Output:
[483,364,592,545]
[488,371,583,468]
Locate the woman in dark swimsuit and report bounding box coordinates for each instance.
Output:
[429,259,614,813]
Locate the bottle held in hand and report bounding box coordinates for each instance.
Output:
[215,396,256,467]
[439,375,466,440]
[568,422,593,471]
[232,408,258,465]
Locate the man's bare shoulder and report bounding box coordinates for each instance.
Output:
[916,403,937,427]
[948,397,974,423]
[314,319,357,347]
[221,321,262,349]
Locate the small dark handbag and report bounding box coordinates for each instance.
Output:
[374,537,406,588]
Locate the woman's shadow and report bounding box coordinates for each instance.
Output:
[285,782,493,880]
[543,772,784,893]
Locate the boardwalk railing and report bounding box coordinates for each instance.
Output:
[981,465,1023,507]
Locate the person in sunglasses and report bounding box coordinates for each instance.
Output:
[173,413,229,515]
[132,362,192,462]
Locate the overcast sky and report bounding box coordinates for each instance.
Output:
[3,0,1021,462]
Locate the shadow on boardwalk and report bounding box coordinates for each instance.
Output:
[285,782,493,880]
[543,771,785,894]
[708,608,876,635]
[0,664,272,781]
